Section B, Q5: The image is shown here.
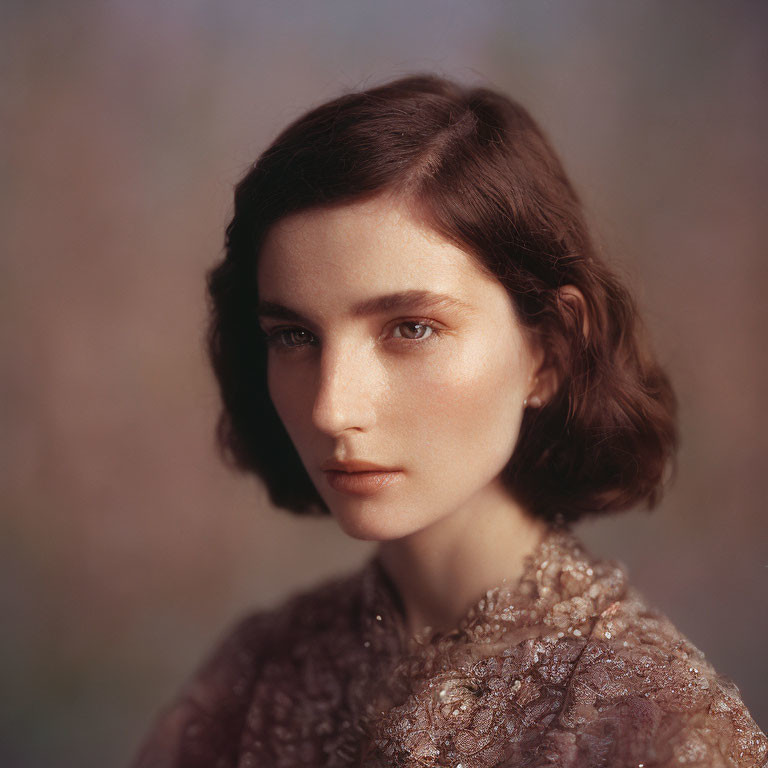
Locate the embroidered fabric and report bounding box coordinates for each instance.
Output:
[132,527,768,767]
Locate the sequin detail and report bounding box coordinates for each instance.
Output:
[132,527,768,767]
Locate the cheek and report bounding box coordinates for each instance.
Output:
[400,342,526,468]
[267,364,307,441]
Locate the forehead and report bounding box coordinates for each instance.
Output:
[256,196,499,311]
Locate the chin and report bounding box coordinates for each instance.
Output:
[329,504,422,542]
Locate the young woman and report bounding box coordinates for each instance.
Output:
[132,74,767,767]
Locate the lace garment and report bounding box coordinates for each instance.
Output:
[132,526,768,767]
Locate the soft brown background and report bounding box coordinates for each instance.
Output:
[2,1,766,766]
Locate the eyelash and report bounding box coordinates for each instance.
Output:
[260,319,443,352]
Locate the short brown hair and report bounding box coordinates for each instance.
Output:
[206,73,678,524]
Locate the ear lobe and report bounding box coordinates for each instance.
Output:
[528,364,559,408]
[523,343,558,409]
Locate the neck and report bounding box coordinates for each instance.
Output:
[375,480,549,640]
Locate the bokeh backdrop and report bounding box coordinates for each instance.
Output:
[2,1,766,765]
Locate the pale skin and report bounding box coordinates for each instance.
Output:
[256,193,573,641]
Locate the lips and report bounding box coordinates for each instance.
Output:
[323,468,404,496]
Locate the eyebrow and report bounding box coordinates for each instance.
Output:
[255,289,475,324]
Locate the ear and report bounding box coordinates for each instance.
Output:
[556,284,590,339]
[524,284,589,409]
[523,337,557,409]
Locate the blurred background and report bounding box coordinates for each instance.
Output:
[2,1,766,765]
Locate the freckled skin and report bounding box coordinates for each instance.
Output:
[256,195,545,545]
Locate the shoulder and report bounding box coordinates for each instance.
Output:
[130,563,370,768]
[539,584,768,767]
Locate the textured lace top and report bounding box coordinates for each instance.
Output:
[132,526,767,767]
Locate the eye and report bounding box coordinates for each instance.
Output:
[262,327,316,350]
[391,320,437,342]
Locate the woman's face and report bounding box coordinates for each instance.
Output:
[256,195,544,541]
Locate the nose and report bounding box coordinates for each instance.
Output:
[311,339,378,436]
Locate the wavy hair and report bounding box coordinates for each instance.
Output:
[206,73,678,524]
